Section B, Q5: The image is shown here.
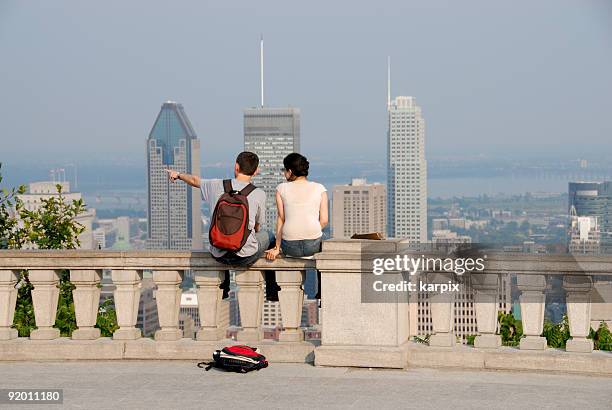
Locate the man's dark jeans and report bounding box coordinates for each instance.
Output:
[214,230,280,301]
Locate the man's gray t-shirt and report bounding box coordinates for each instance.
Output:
[201,178,266,258]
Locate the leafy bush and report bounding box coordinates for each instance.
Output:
[588,322,612,351]
[498,311,523,346]
[413,334,430,345]
[465,334,476,346]
[542,315,571,348]
[96,299,119,337]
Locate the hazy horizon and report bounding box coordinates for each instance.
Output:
[1,0,611,166]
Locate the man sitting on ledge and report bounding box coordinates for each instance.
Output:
[165,151,279,300]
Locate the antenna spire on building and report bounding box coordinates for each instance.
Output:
[260,34,264,108]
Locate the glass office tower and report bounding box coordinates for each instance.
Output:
[147,101,202,250]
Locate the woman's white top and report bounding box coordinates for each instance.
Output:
[277,180,327,241]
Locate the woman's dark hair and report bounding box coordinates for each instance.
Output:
[283,153,309,177]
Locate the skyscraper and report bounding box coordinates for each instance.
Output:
[386,59,427,241]
[244,107,300,227]
[146,101,202,250]
[243,38,300,228]
[331,178,386,238]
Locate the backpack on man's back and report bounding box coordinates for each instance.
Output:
[209,179,256,252]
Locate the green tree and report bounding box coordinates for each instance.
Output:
[15,184,86,336]
[0,167,118,338]
[0,163,27,249]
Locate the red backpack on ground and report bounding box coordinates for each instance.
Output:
[209,179,256,252]
[198,345,268,373]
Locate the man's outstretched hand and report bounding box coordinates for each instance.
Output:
[165,169,179,182]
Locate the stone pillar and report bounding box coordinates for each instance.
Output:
[563,275,593,353]
[472,273,501,348]
[235,270,264,342]
[517,274,547,350]
[111,269,142,340]
[0,270,19,340]
[277,270,305,342]
[70,269,102,340]
[194,270,226,341]
[153,270,183,341]
[428,271,456,347]
[315,239,411,368]
[29,269,61,340]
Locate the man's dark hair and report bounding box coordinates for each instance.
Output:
[283,153,309,177]
[236,151,259,176]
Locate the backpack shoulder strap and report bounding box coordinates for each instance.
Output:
[239,183,256,197]
[222,179,232,194]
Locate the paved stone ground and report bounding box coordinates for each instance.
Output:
[0,361,611,409]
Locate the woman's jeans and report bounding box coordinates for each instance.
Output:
[281,237,322,257]
[281,237,323,299]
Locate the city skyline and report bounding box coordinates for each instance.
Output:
[1,1,611,166]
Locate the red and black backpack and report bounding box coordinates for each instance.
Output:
[209,180,256,252]
[198,345,268,373]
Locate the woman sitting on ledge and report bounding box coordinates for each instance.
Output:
[265,153,328,298]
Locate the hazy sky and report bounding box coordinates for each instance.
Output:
[1,0,611,167]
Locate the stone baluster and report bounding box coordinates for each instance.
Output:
[70,269,103,340]
[0,270,19,340]
[563,275,593,353]
[517,274,547,350]
[427,271,456,347]
[153,270,183,341]
[235,270,264,342]
[472,273,501,348]
[29,269,61,340]
[194,270,226,341]
[111,269,142,340]
[277,270,305,342]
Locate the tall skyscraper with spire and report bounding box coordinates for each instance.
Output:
[244,37,300,228]
[146,101,202,250]
[386,58,428,241]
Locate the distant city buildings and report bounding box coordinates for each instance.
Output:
[568,182,611,253]
[331,178,386,238]
[18,181,96,249]
[431,229,471,245]
[94,217,134,250]
[244,107,300,228]
[146,101,202,250]
[93,228,106,249]
[568,206,600,254]
[387,94,427,242]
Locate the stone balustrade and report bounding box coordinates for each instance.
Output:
[1,240,612,375]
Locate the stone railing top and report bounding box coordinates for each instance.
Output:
[2,238,612,274]
[315,239,612,275]
[0,250,315,271]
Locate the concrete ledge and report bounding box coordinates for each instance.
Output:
[483,346,612,376]
[0,338,124,361]
[0,338,316,363]
[315,343,409,369]
[407,343,485,369]
[405,342,612,376]
[1,338,611,376]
